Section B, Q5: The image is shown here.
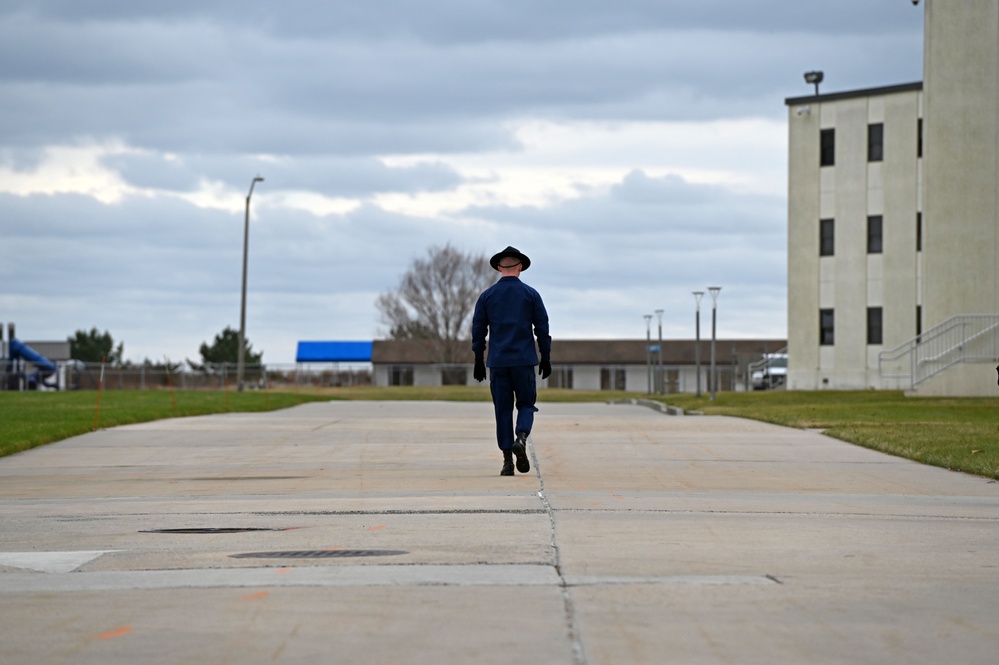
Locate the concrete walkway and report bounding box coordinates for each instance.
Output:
[1,400,997,664]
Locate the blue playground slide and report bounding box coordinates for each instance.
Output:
[9,338,58,389]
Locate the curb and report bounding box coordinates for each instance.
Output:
[608,399,685,416]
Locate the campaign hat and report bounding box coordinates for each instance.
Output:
[489,246,531,271]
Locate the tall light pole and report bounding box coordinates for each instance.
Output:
[644,314,653,395]
[692,291,704,397]
[708,286,721,401]
[655,309,664,394]
[238,176,264,392]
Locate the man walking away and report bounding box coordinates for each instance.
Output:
[472,246,552,476]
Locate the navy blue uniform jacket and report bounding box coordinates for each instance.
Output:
[471,276,552,368]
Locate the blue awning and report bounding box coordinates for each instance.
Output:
[296,341,373,363]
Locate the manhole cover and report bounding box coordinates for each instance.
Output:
[231,550,408,559]
[141,528,297,534]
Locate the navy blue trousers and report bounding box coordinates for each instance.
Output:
[489,365,538,451]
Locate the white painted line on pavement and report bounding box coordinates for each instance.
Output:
[0,550,119,574]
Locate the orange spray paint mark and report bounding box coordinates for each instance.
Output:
[368,525,386,531]
[98,626,132,640]
[243,591,269,600]
[166,370,177,413]
[91,356,106,431]
[275,568,293,574]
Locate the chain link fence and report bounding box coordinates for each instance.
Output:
[1,362,372,391]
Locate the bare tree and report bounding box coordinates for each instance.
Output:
[376,244,496,364]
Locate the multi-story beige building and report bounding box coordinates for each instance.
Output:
[785,82,923,391]
[784,1,999,396]
[919,0,999,396]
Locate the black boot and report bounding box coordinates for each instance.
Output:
[500,450,514,476]
[512,432,530,474]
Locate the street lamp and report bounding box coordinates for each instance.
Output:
[655,309,664,394]
[237,176,264,392]
[804,70,824,96]
[644,314,653,395]
[708,286,721,401]
[692,291,704,397]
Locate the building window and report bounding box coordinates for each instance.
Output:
[916,305,922,342]
[548,367,573,389]
[441,367,466,386]
[867,215,883,254]
[820,128,835,166]
[868,123,884,162]
[389,365,414,386]
[820,309,835,346]
[916,212,922,252]
[867,307,883,345]
[917,118,923,158]
[600,367,626,391]
[820,218,835,256]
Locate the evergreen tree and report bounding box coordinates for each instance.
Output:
[68,328,124,365]
[189,326,263,371]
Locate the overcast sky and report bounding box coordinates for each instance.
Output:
[0,1,924,365]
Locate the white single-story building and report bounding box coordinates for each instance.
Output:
[370,338,787,393]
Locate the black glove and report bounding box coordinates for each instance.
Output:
[538,358,552,380]
[474,357,486,382]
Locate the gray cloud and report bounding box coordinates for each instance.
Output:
[0,2,922,154]
[468,170,784,241]
[100,152,465,197]
[1,1,922,42]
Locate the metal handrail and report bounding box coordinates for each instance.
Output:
[879,314,999,388]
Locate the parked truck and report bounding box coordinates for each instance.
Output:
[750,352,787,390]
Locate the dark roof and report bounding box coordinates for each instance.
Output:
[552,339,787,365]
[372,339,787,365]
[372,340,475,364]
[785,81,922,106]
[296,341,373,362]
[20,341,72,362]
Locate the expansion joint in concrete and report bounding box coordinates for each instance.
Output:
[531,437,588,665]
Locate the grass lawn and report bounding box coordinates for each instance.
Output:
[1,387,997,479]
